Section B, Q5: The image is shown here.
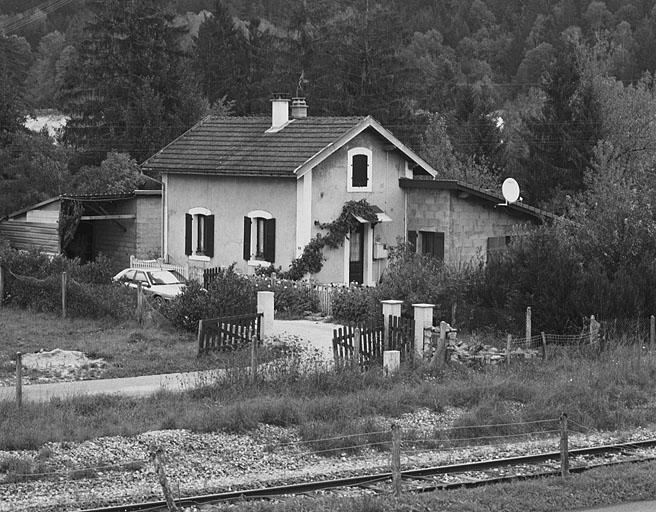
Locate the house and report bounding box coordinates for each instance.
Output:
[0,191,161,266]
[142,97,553,285]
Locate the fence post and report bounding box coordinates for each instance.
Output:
[560,413,569,478]
[0,265,4,306]
[506,334,512,366]
[257,291,274,338]
[525,307,531,346]
[391,423,401,497]
[15,352,22,408]
[250,336,258,384]
[354,327,361,368]
[196,320,204,355]
[650,315,655,352]
[61,271,67,318]
[381,300,403,351]
[412,303,434,360]
[541,332,548,361]
[151,446,180,512]
[590,315,600,348]
[136,282,144,326]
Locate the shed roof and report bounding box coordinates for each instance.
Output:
[140,115,437,178]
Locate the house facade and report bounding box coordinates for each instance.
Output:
[143,98,436,285]
[142,97,553,285]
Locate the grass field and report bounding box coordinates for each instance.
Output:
[0,307,252,381]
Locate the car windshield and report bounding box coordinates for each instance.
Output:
[147,270,187,285]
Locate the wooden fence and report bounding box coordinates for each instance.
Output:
[333,315,414,368]
[197,313,263,354]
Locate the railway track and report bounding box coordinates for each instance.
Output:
[77,438,656,512]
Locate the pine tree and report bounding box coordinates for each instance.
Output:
[61,0,207,166]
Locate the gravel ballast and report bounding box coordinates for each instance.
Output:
[2,408,655,512]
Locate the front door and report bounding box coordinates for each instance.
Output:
[348,223,364,284]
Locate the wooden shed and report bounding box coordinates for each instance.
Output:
[0,191,161,266]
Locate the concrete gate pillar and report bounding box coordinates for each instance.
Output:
[412,303,435,360]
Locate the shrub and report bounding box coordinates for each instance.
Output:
[253,278,319,317]
[0,248,134,318]
[330,286,380,324]
[162,264,257,331]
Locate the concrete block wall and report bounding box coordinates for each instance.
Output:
[406,189,538,264]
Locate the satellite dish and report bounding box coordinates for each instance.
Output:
[501,178,520,204]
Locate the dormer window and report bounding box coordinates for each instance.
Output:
[347,148,372,192]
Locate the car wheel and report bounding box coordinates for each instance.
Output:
[153,296,164,306]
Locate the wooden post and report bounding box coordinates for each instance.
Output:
[650,315,655,352]
[196,320,204,355]
[560,413,569,478]
[136,282,144,326]
[391,423,401,497]
[0,265,4,306]
[151,446,179,512]
[15,352,22,409]
[61,271,67,318]
[541,332,548,361]
[250,336,258,384]
[451,301,457,326]
[438,321,449,367]
[354,327,361,368]
[525,306,532,346]
[506,334,512,366]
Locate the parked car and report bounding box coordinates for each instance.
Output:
[112,268,188,303]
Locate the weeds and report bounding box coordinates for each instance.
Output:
[1,345,655,452]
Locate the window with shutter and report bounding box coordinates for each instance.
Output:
[347,148,372,192]
[185,207,214,260]
[420,231,445,260]
[244,210,276,264]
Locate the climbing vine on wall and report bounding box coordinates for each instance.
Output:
[281,199,379,281]
[58,199,84,252]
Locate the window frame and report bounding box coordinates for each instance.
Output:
[185,206,214,261]
[418,230,445,260]
[244,210,276,265]
[347,147,373,192]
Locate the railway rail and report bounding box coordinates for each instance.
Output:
[78,438,656,512]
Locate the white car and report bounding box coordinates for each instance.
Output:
[112,268,187,303]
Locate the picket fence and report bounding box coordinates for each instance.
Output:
[129,256,188,279]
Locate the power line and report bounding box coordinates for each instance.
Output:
[0,0,77,35]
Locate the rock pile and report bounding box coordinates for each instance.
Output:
[447,339,540,365]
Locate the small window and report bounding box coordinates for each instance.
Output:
[185,207,215,258]
[347,148,372,192]
[420,231,444,260]
[244,210,276,263]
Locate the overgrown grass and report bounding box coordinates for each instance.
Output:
[2,345,656,451]
[190,461,656,512]
[0,307,261,380]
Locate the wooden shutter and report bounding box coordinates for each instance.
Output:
[407,230,417,251]
[204,215,215,258]
[184,214,193,255]
[435,232,445,260]
[264,218,276,263]
[243,216,251,260]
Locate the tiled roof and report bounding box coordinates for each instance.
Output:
[141,116,366,177]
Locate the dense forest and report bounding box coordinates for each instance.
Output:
[1,0,656,213]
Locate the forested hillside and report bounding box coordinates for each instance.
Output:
[1,0,656,214]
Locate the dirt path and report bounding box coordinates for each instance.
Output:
[269,318,341,362]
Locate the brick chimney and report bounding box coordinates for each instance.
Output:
[291,97,308,119]
[270,93,290,130]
